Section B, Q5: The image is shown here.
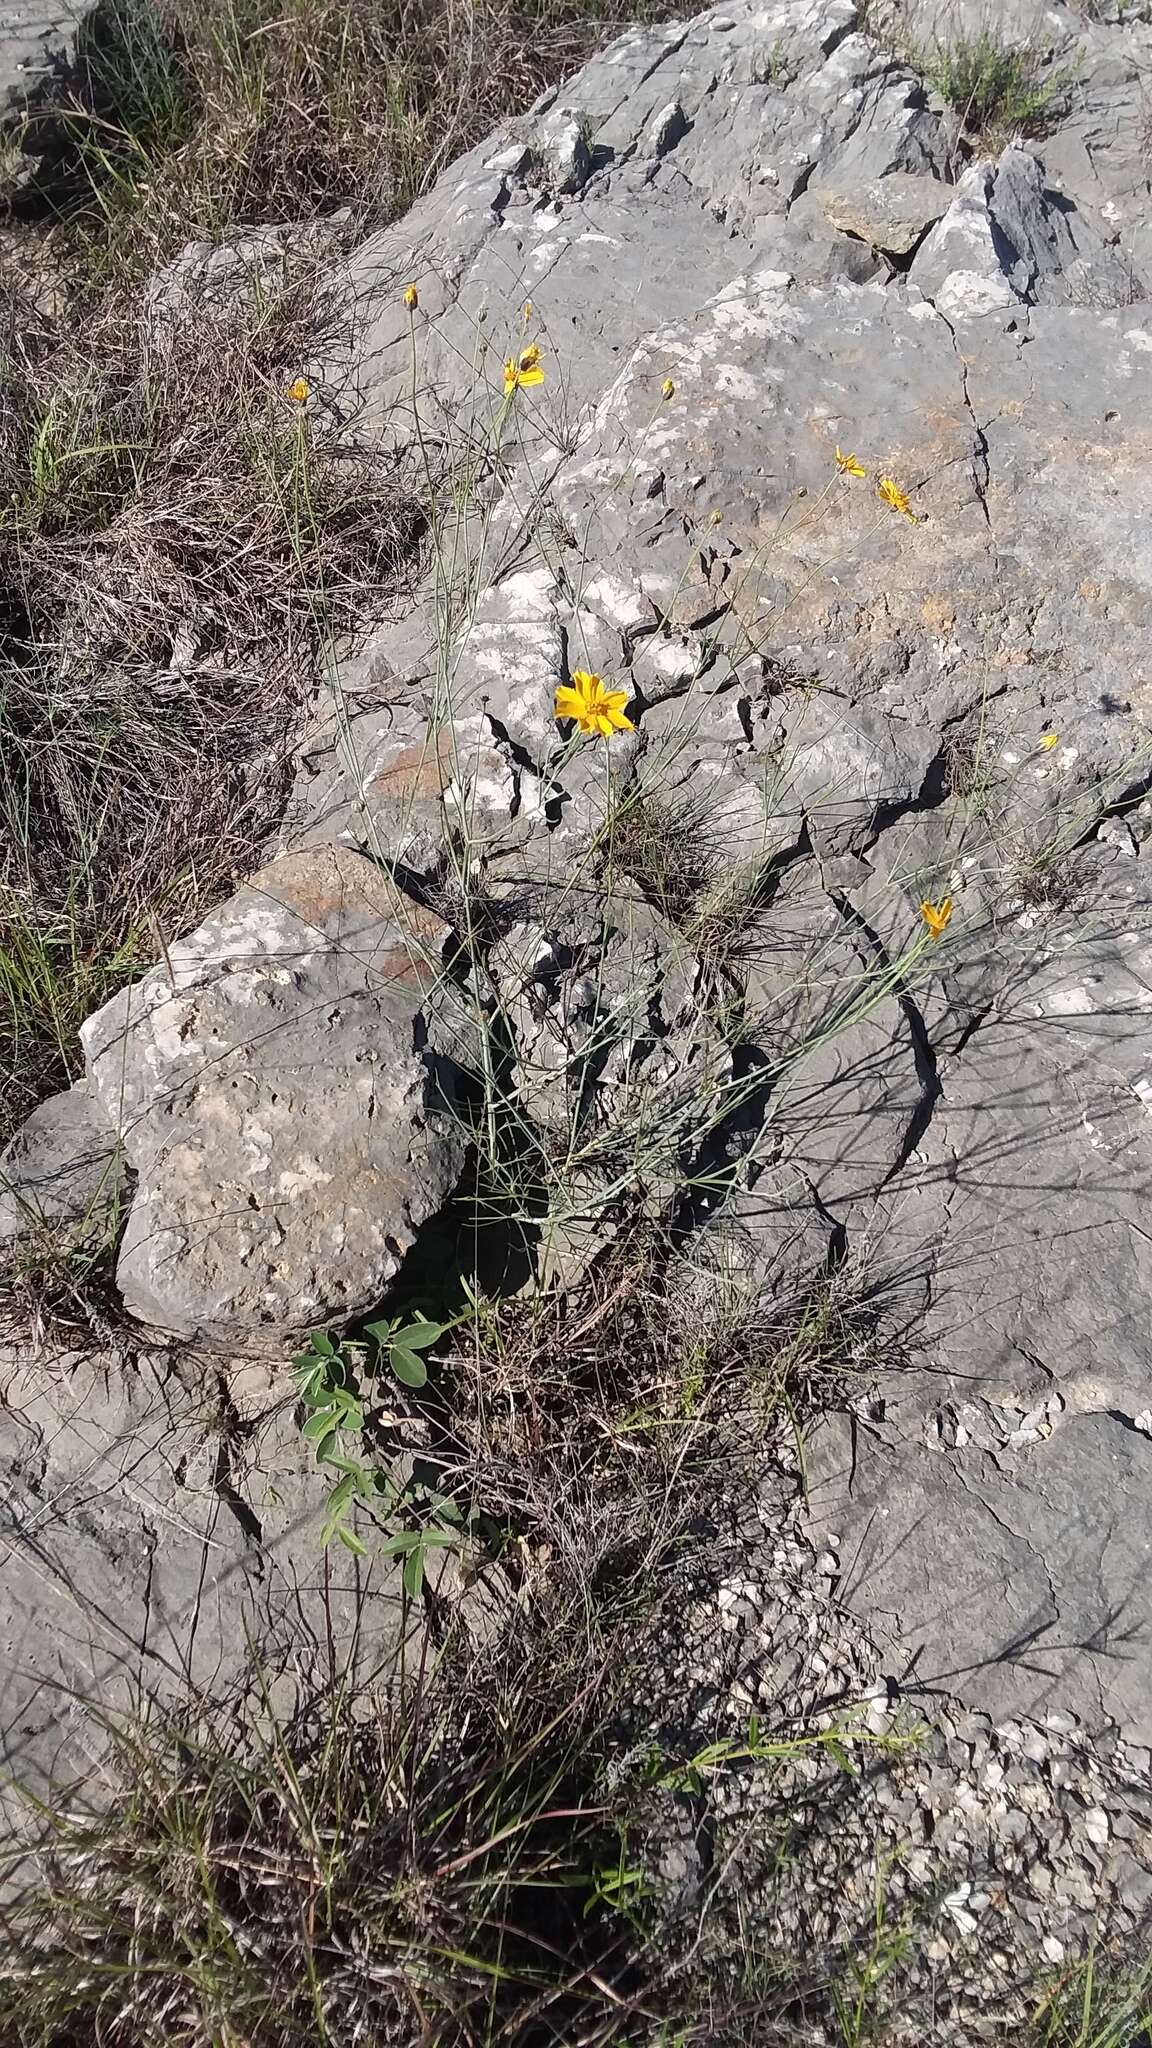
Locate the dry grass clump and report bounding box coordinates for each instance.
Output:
[15,0,701,280]
[0,1630,644,2048]
[0,243,422,1139]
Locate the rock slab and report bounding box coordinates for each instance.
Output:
[79,846,466,1347]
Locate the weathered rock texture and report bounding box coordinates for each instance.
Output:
[78,846,466,1345]
[0,1083,123,1247]
[279,0,1152,1752]
[6,0,1152,1850]
[0,0,80,122]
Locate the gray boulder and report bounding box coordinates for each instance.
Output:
[79,846,467,1347]
[0,1082,124,1248]
[269,0,1152,1742]
[910,143,1145,312]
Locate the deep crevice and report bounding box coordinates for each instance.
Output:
[828,888,944,1185]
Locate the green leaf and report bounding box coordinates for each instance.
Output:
[309,1330,336,1357]
[313,1429,340,1464]
[326,1473,356,1513]
[389,1347,428,1389]
[402,1548,426,1600]
[361,1318,398,1346]
[390,1320,446,1352]
[324,1454,376,1495]
[335,1521,368,1557]
[376,1531,423,1558]
[427,1494,464,1527]
[301,1407,339,1441]
[297,1381,330,1408]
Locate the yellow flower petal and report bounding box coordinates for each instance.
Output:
[286,377,309,403]
[835,445,866,478]
[556,669,631,738]
[503,343,546,395]
[662,377,675,400]
[878,476,920,521]
[403,282,418,311]
[919,897,953,940]
[1039,731,1060,751]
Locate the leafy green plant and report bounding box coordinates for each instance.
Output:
[641,1712,898,1798]
[587,1829,656,1932]
[919,31,1070,141]
[293,1317,466,1589]
[362,1308,449,1389]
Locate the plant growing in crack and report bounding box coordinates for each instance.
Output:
[293,1316,469,1590]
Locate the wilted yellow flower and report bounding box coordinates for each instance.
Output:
[286,376,309,403]
[555,669,634,738]
[403,282,419,310]
[662,377,675,400]
[1039,731,1060,752]
[503,343,545,396]
[919,897,953,940]
[835,445,866,478]
[522,299,533,327]
[878,476,919,521]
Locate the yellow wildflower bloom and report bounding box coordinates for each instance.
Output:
[503,343,545,396]
[919,897,953,941]
[403,282,418,310]
[1039,731,1060,751]
[286,376,309,403]
[555,669,634,738]
[878,476,920,521]
[662,377,675,400]
[835,445,866,478]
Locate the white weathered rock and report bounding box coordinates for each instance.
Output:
[80,847,467,1346]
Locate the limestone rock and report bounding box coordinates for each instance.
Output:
[812,170,952,254]
[911,144,1145,313]
[0,0,81,122]
[0,1084,125,1248]
[80,847,467,1347]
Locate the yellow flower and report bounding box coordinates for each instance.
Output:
[522,299,533,327]
[919,897,953,940]
[835,445,866,478]
[555,669,634,738]
[1039,731,1060,751]
[878,476,920,521]
[662,377,675,400]
[403,282,418,311]
[286,376,309,403]
[503,343,545,396]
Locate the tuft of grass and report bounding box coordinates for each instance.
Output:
[0,1636,643,2048]
[918,31,1070,144]
[607,789,722,928]
[1030,1955,1152,2048]
[0,241,423,1141]
[0,1209,129,1351]
[16,0,705,284]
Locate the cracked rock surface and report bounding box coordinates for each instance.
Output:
[280,0,1152,1752]
[5,0,1152,1960]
